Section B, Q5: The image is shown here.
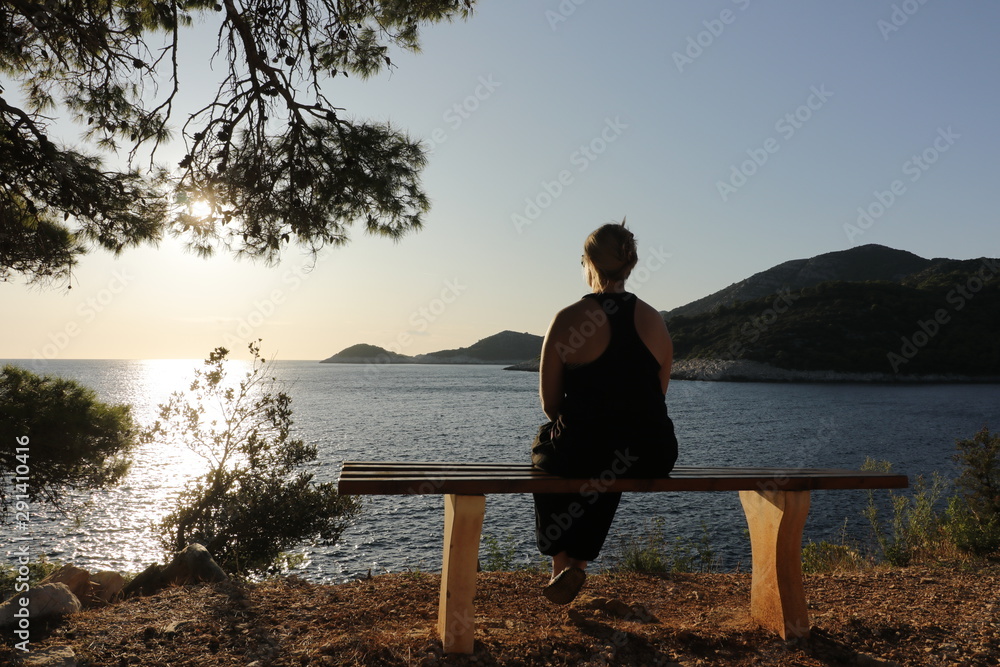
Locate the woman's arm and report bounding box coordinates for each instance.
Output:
[635,299,673,395]
[539,312,567,421]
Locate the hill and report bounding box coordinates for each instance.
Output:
[320,343,411,364]
[665,244,934,319]
[321,331,543,365]
[419,330,542,364]
[668,257,1000,377]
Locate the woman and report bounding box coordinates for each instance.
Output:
[531,220,678,604]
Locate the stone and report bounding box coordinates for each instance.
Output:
[602,598,633,618]
[22,645,77,667]
[161,543,228,586]
[40,565,94,603]
[90,570,126,605]
[162,619,197,635]
[122,563,166,598]
[0,583,82,627]
[122,544,227,598]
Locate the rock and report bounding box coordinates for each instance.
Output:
[122,563,167,598]
[852,654,901,667]
[123,544,227,598]
[90,570,126,605]
[22,645,77,667]
[0,583,82,627]
[40,565,94,603]
[602,598,633,619]
[576,596,610,610]
[162,544,228,585]
[629,602,659,623]
[162,619,197,635]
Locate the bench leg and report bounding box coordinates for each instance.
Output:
[739,489,811,639]
[438,493,485,654]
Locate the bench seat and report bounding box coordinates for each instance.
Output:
[338,461,908,654]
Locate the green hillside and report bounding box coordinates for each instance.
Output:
[668,259,1000,376]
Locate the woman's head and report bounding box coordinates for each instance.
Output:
[582,219,638,291]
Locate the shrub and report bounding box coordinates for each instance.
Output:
[945,495,1000,557]
[146,342,361,576]
[480,532,519,571]
[0,556,61,599]
[862,458,948,566]
[802,541,864,574]
[947,427,1000,557]
[613,518,716,574]
[802,519,866,573]
[0,365,136,521]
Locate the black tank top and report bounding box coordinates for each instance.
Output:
[554,292,677,475]
[561,292,665,423]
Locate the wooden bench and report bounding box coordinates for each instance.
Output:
[337,461,908,654]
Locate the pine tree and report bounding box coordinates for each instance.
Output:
[1,0,473,284]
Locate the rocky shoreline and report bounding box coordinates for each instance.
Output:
[669,358,1000,383]
[505,357,1000,383]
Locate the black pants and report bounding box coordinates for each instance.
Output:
[533,489,622,561]
[530,417,676,562]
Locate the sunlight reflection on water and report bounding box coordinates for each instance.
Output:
[5,357,252,573]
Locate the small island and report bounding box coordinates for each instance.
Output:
[321,330,543,366]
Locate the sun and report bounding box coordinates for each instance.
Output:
[189,198,213,219]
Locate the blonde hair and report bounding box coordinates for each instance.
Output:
[583,218,638,291]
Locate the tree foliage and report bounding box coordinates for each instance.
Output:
[146,342,360,575]
[0,364,137,519]
[1,0,474,284]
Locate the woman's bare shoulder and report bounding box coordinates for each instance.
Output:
[633,297,668,328]
[550,297,598,324]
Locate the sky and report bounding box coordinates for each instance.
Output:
[4,0,999,362]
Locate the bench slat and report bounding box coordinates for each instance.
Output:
[337,462,908,495]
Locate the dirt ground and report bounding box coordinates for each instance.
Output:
[3,563,999,666]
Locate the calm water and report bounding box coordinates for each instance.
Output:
[4,359,999,582]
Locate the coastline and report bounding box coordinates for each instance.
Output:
[505,357,1000,383]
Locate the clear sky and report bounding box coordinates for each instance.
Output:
[4,0,999,362]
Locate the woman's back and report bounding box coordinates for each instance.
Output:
[561,292,665,421]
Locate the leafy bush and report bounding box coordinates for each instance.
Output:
[943,429,1000,557]
[862,459,948,566]
[802,519,866,573]
[802,541,864,574]
[0,556,61,600]
[146,342,361,576]
[480,532,519,571]
[0,365,136,520]
[613,518,716,574]
[944,496,1000,557]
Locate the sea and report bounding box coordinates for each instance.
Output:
[4,359,999,583]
